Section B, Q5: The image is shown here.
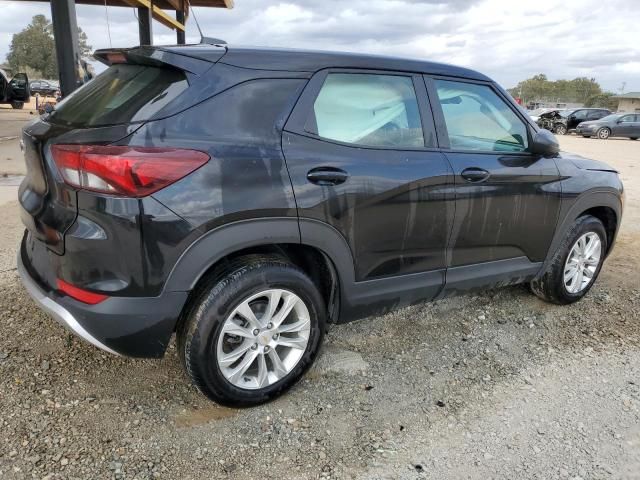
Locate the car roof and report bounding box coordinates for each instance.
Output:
[161,44,492,82]
[569,107,609,112]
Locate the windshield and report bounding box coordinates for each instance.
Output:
[49,64,188,127]
[559,110,572,118]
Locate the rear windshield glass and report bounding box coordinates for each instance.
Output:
[49,64,188,127]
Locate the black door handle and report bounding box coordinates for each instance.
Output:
[461,167,491,183]
[307,167,349,186]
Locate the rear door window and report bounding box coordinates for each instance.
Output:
[306,73,426,148]
[49,64,188,127]
[587,110,606,120]
[434,79,528,152]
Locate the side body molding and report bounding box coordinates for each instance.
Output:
[163,217,445,323]
[299,219,445,321]
[163,218,302,292]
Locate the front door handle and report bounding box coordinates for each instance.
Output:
[461,167,491,183]
[307,167,349,186]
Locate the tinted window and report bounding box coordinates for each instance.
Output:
[10,74,28,88]
[620,115,636,122]
[572,110,588,120]
[49,64,188,127]
[435,80,528,152]
[587,110,606,120]
[307,73,426,148]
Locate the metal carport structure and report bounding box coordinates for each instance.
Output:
[19,0,233,96]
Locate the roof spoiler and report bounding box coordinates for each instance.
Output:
[93,46,221,75]
[201,36,227,45]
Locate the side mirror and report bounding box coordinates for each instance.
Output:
[531,129,559,157]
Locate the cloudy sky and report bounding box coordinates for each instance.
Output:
[1,0,639,91]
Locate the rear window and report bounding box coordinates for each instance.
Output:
[49,64,188,127]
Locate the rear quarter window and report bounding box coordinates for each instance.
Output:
[49,64,188,127]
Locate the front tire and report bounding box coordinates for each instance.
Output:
[531,215,607,305]
[597,127,611,139]
[178,256,326,407]
[554,124,567,135]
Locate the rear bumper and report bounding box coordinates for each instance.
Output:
[18,238,189,358]
[18,252,121,355]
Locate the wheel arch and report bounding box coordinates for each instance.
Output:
[542,189,622,273]
[164,218,355,324]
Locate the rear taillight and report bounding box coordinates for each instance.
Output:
[57,279,108,305]
[51,145,209,197]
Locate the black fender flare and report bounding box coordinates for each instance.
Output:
[541,188,622,272]
[162,217,357,294]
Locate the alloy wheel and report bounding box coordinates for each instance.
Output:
[563,232,602,294]
[216,289,311,390]
[597,128,610,139]
[555,124,567,135]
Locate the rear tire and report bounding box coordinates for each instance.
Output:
[10,101,24,110]
[178,256,326,407]
[530,215,607,305]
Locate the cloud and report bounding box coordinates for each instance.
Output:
[1,0,638,92]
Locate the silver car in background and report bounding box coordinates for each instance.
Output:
[576,113,640,140]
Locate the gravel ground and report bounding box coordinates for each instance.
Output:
[0,135,639,480]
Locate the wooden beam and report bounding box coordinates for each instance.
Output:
[223,0,234,8]
[122,0,185,31]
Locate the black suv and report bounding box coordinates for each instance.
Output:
[0,69,30,109]
[18,44,623,406]
[29,79,59,97]
[556,108,611,135]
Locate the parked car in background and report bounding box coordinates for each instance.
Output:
[30,79,59,97]
[18,44,623,406]
[576,113,640,140]
[527,107,555,122]
[555,108,611,135]
[536,109,566,132]
[0,68,30,109]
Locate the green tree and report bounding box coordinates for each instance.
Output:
[78,27,92,57]
[508,74,603,106]
[6,14,56,78]
[584,92,617,110]
[6,15,92,79]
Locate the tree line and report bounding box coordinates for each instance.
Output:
[5,14,92,80]
[507,74,618,110]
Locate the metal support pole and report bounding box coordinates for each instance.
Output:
[176,9,186,44]
[50,0,81,97]
[138,6,153,45]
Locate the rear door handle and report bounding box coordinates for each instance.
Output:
[307,167,349,186]
[461,167,491,183]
